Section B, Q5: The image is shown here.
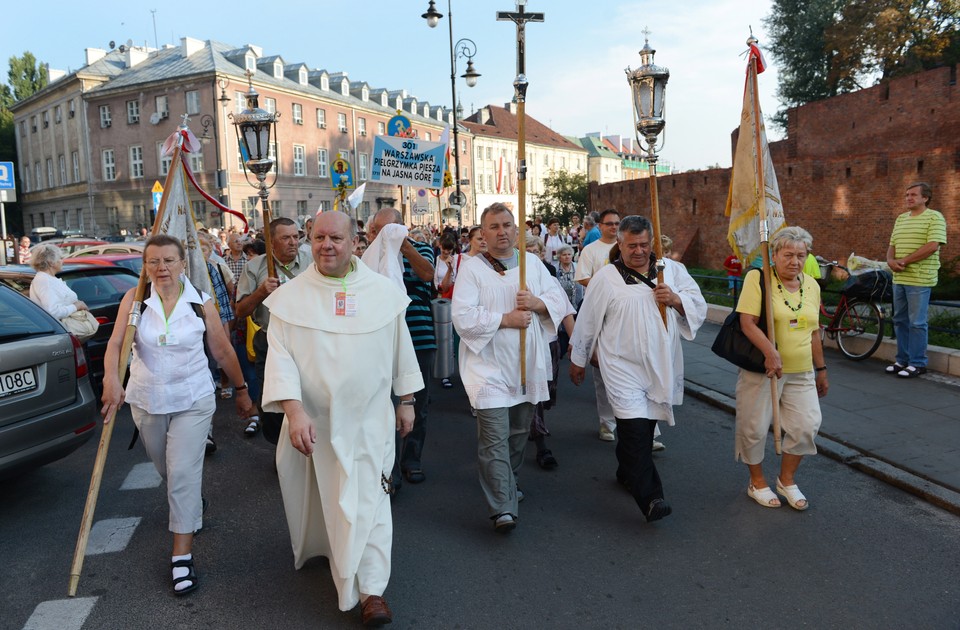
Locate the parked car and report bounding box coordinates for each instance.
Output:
[0,264,139,396]
[51,239,109,256]
[69,243,144,257]
[64,253,144,275]
[0,284,98,478]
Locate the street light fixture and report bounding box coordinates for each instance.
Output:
[230,72,280,277]
[423,0,480,227]
[625,31,670,327]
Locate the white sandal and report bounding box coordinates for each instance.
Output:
[776,477,809,511]
[747,484,781,508]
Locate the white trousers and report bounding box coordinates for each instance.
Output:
[592,366,616,432]
[734,370,822,464]
[131,394,216,534]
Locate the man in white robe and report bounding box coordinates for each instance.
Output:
[452,203,567,533]
[570,215,706,523]
[262,212,423,626]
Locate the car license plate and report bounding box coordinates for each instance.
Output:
[0,367,37,399]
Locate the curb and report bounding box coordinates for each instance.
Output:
[684,381,960,517]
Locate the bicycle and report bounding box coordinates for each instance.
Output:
[817,260,887,360]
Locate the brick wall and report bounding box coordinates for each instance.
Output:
[592,64,960,272]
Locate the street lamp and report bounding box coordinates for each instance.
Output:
[626,31,669,327]
[423,0,480,226]
[230,72,280,277]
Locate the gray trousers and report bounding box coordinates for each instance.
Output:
[131,394,216,534]
[475,403,534,518]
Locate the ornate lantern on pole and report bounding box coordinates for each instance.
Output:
[626,31,670,327]
[423,0,481,227]
[230,73,280,277]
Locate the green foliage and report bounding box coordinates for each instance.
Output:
[532,170,589,226]
[7,51,47,101]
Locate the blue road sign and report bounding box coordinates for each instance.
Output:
[0,162,15,189]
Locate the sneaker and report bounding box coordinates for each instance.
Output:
[652,440,666,452]
[205,436,217,456]
[599,427,616,442]
[494,513,516,533]
[516,486,525,502]
[441,378,453,389]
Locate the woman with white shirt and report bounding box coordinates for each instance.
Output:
[100,234,254,596]
[28,243,90,319]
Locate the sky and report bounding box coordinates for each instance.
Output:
[5,0,781,171]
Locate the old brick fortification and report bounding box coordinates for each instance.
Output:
[591,64,959,272]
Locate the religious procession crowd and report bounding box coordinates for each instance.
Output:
[78,180,944,626]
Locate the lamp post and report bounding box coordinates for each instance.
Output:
[230,72,280,278]
[626,31,669,328]
[423,0,481,227]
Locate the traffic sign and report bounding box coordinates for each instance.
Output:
[449,191,467,207]
[151,181,163,214]
[0,162,15,189]
[151,181,163,193]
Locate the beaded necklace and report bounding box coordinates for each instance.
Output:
[774,270,804,312]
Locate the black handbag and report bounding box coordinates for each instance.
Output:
[711,268,769,373]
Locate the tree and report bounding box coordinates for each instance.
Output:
[532,170,589,227]
[7,51,47,101]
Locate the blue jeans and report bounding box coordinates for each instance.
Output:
[892,284,932,368]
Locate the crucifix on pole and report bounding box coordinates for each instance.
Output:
[497,0,543,394]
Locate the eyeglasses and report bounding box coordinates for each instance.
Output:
[600,221,620,227]
[145,258,183,269]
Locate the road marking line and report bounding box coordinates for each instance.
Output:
[119,462,162,490]
[86,517,141,555]
[22,597,97,630]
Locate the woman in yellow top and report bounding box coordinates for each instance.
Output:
[735,227,829,510]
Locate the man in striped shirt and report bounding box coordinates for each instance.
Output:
[885,182,947,378]
[368,208,436,491]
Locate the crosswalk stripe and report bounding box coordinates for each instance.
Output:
[22,597,97,630]
[85,517,141,555]
[119,462,162,490]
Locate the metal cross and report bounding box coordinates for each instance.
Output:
[496,1,545,79]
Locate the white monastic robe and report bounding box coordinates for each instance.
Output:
[570,259,707,424]
[261,258,423,611]
[452,251,568,409]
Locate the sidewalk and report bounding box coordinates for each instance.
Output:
[682,313,960,516]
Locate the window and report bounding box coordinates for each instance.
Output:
[317,148,328,177]
[126,100,140,124]
[46,158,55,187]
[190,152,203,172]
[477,146,483,159]
[269,142,277,174]
[337,113,347,133]
[293,145,305,176]
[22,164,30,192]
[316,108,326,128]
[75,208,84,231]
[19,121,25,137]
[378,121,386,135]
[58,155,67,184]
[264,98,276,115]
[273,60,283,79]
[31,115,38,132]
[321,75,329,91]
[486,147,492,160]
[55,105,62,123]
[235,91,247,114]
[297,200,307,215]
[358,153,367,180]
[72,152,81,182]
[155,95,169,119]
[106,207,119,230]
[99,105,111,128]
[35,162,41,189]
[192,200,207,221]
[298,67,308,85]
[272,200,282,216]
[42,110,50,128]
[461,140,466,154]
[318,200,331,212]
[245,54,256,73]
[424,132,432,141]
[68,99,76,118]
[130,146,143,179]
[185,90,201,115]
[292,103,303,124]
[102,149,116,181]
[544,154,549,166]
[358,117,366,136]
[237,149,246,172]
[158,143,172,176]
[133,204,146,227]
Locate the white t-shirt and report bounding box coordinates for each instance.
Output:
[574,239,616,283]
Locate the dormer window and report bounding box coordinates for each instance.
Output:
[340,80,348,96]
[394,97,402,110]
[361,86,369,101]
[274,61,283,79]
[299,67,308,85]
[245,54,256,72]
[321,76,329,91]
[380,94,388,107]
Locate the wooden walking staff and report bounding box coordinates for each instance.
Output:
[747,35,782,454]
[68,141,186,597]
[626,31,670,328]
[498,0,544,394]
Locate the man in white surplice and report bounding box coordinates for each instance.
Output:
[569,215,706,523]
[452,203,567,533]
[261,212,422,626]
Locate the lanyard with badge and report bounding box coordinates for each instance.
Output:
[157,282,184,346]
[332,268,357,317]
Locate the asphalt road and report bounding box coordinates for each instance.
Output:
[4,366,959,629]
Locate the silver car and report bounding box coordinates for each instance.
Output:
[0,285,98,478]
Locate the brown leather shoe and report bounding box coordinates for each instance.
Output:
[361,595,393,626]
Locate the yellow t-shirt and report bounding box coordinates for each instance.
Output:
[736,269,820,373]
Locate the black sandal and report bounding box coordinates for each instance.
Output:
[171,557,198,596]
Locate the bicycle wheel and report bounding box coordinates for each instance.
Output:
[835,300,884,360]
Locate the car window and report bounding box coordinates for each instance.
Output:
[115,258,144,274]
[0,286,59,340]
[61,271,137,308]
